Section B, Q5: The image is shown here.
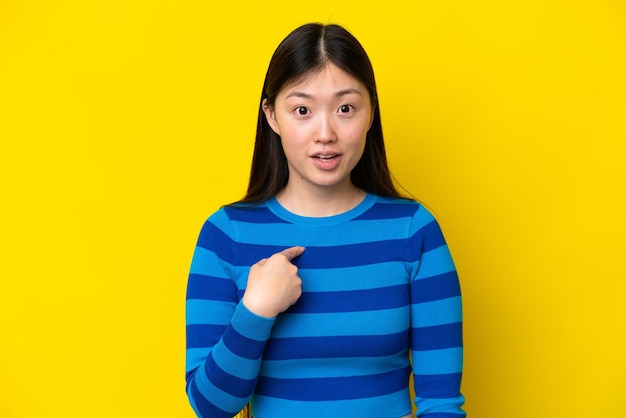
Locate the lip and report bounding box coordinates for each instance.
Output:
[309,151,342,158]
[309,152,342,170]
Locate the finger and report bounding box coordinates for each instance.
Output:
[278,246,306,261]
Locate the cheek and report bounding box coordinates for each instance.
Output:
[279,124,311,147]
[345,129,368,153]
[341,116,370,142]
[278,131,307,160]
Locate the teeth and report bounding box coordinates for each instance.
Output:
[317,155,335,159]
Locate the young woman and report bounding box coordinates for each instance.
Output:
[185,23,466,418]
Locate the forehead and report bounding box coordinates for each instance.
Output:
[279,63,368,98]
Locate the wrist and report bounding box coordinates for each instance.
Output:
[242,294,277,318]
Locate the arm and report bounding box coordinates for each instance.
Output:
[185,210,305,417]
[185,211,275,417]
[409,207,466,417]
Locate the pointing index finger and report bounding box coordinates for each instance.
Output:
[279,246,306,261]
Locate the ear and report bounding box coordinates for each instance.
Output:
[262,99,280,135]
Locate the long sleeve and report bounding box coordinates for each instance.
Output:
[409,207,466,417]
[185,210,274,417]
[186,197,466,417]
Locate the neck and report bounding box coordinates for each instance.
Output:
[276,182,366,217]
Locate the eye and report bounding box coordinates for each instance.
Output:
[295,106,310,116]
[338,104,354,114]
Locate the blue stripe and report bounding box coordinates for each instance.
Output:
[256,366,411,401]
[186,347,209,373]
[235,239,411,268]
[414,372,463,398]
[232,243,290,266]
[412,322,463,351]
[195,221,235,260]
[186,274,236,301]
[252,389,413,418]
[189,382,231,418]
[412,347,464,374]
[187,324,226,348]
[408,205,437,234]
[186,300,235,325]
[229,303,276,341]
[415,246,456,280]
[211,346,265,381]
[222,324,267,360]
[298,240,410,267]
[271,307,409,338]
[190,365,248,416]
[262,332,408,360]
[292,284,410,313]
[419,218,447,252]
[412,297,463,328]
[224,205,289,223]
[299,262,409,292]
[189,247,232,278]
[261,351,409,378]
[204,354,257,398]
[229,217,414,246]
[411,271,461,303]
[352,201,418,220]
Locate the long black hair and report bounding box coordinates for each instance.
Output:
[235,23,407,205]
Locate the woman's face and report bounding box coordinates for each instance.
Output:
[263,63,372,195]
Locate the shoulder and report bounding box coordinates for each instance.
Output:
[221,201,280,224]
[366,195,443,236]
[360,195,426,221]
[200,200,281,235]
[194,203,269,249]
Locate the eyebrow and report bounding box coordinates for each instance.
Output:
[285,88,363,100]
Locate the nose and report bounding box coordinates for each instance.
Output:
[314,114,337,143]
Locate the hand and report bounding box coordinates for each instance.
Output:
[242,246,305,318]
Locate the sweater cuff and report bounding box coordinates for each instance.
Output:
[231,301,276,342]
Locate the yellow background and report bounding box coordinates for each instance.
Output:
[1,1,625,417]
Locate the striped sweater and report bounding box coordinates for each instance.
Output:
[185,194,466,417]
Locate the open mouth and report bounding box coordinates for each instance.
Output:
[310,153,342,169]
